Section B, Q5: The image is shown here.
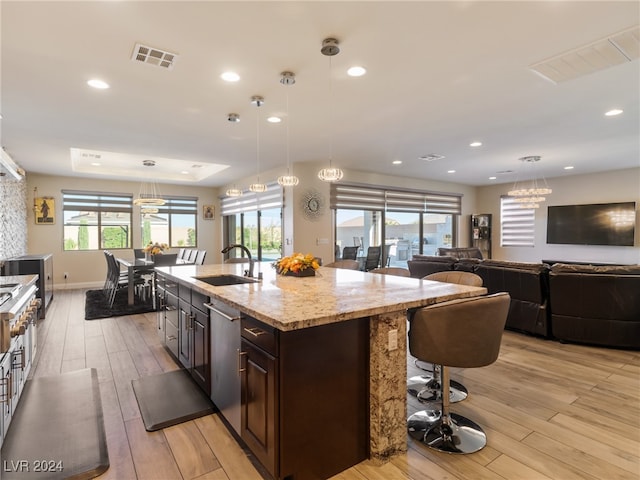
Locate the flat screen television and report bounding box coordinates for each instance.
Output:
[546,202,636,246]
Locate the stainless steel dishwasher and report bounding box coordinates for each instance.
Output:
[204,298,241,434]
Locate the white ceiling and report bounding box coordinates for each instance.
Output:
[1,1,639,189]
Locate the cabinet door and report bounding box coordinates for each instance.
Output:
[178,299,192,369]
[191,307,210,395]
[240,339,277,477]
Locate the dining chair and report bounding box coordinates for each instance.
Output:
[177,248,186,260]
[369,267,410,277]
[187,249,198,264]
[342,246,358,260]
[153,253,178,266]
[133,248,145,259]
[194,250,207,265]
[324,260,360,270]
[364,246,381,271]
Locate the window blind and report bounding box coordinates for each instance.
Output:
[330,184,462,214]
[62,190,132,213]
[155,196,198,215]
[500,196,535,247]
[221,183,283,215]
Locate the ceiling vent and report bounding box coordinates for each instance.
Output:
[530,25,640,83]
[131,43,178,69]
[419,154,445,162]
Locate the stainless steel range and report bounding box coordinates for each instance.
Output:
[0,276,39,448]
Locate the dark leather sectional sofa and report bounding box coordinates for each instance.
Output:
[408,252,640,349]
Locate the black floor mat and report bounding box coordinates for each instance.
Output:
[132,369,215,431]
[85,289,154,320]
[1,368,109,480]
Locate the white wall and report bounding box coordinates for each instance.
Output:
[26,173,219,289]
[476,167,640,264]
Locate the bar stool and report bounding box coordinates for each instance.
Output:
[408,271,484,404]
[407,292,510,454]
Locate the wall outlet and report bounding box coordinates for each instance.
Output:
[388,329,398,351]
[63,272,68,280]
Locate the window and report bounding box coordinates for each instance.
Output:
[63,191,132,250]
[140,196,197,248]
[332,184,461,267]
[500,196,535,247]
[221,184,283,261]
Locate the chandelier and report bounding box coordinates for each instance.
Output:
[277,71,300,187]
[508,156,552,208]
[133,160,166,207]
[317,37,344,183]
[249,95,267,193]
[225,186,243,197]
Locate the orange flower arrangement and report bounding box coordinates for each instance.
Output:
[274,253,320,275]
[143,242,169,255]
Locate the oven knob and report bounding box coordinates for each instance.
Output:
[10,323,25,337]
[31,298,42,308]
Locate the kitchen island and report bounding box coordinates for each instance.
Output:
[156,262,486,479]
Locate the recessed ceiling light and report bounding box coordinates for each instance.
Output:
[181,170,189,174]
[447,170,456,174]
[605,109,623,116]
[347,66,366,77]
[564,166,574,170]
[469,141,482,147]
[91,162,101,166]
[267,116,282,123]
[392,160,402,165]
[87,79,109,89]
[489,176,497,180]
[221,71,240,82]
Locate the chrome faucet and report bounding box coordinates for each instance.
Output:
[221,244,255,278]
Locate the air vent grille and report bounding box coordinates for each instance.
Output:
[131,43,178,69]
[419,154,445,162]
[530,25,639,83]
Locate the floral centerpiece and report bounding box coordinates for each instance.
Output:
[143,242,169,256]
[273,253,320,277]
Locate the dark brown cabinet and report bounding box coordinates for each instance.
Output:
[240,317,278,476]
[239,314,369,480]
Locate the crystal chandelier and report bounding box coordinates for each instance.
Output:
[277,71,300,187]
[249,96,267,193]
[508,156,552,208]
[318,37,344,183]
[133,160,166,207]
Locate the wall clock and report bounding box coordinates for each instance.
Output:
[301,189,324,221]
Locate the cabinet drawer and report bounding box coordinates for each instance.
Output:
[191,290,209,314]
[165,279,179,296]
[241,315,278,356]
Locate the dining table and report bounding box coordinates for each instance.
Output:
[117,257,187,305]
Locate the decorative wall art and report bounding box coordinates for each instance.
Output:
[34,197,55,224]
[203,205,215,220]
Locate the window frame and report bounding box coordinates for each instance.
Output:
[140,196,198,248]
[62,190,133,251]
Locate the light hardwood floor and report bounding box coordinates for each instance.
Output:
[29,289,639,480]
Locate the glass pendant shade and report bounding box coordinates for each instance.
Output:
[225,188,243,197]
[249,182,267,193]
[277,174,299,186]
[318,167,344,182]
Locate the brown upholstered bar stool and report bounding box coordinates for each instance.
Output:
[408,271,484,404]
[407,292,510,454]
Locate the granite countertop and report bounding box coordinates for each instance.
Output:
[156,262,487,331]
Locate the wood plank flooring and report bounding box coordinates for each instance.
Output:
[28,289,639,480]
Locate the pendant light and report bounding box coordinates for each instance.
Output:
[277,71,300,187]
[508,156,552,208]
[225,185,243,197]
[249,95,267,193]
[318,37,344,182]
[133,160,166,207]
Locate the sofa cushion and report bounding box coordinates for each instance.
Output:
[436,247,483,259]
[551,263,640,275]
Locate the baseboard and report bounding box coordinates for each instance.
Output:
[54,281,103,291]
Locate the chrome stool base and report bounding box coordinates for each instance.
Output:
[408,411,487,454]
[407,375,468,403]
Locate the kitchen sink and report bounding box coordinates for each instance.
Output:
[193,274,259,286]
